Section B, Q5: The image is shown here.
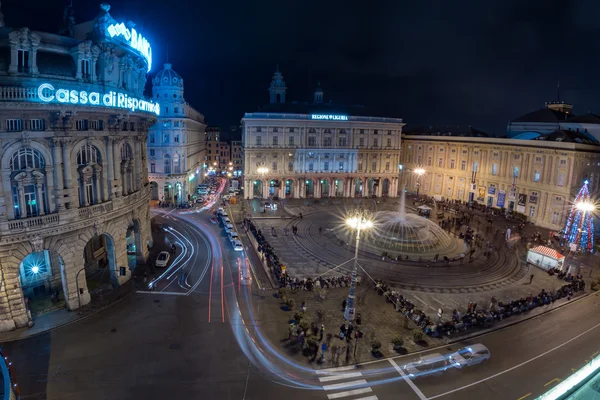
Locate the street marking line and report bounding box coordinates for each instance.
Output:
[427,320,600,399]
[353,396,378,400]
[516,393,531,400]
[319,372,363,382]
[322,379,367,391]
[389,359,427,400]
[326,388,373,399]
[572,368,577,373]
[136,290,187,296]
[316,366,357,374]
[592,351,599,357]
[544,378,561,387]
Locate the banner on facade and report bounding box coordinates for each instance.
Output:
[497,190,505,208]
[477,187,485,202]
[529,195,538,204]
[517,193,526,213]
[488,186,496,195]
[508,189,517,200]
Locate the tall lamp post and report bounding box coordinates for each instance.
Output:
[344,209,374,321]
[414,168,425,197]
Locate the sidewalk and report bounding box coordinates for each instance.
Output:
[0,217,169,343]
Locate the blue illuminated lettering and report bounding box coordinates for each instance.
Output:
[107,22,152,71]
[310,114,348,121]
[35,83,160,115]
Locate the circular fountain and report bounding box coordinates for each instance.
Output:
[337,187,465,258]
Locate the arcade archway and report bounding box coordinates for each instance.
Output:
[285,179,294,198]
[367,178,376,197]
[354,178,363,197]
[320,179,330,197]
[335,179,345,197]
[305,179,314,197]
[83,233,118,297]
[150,181,159,200]
[253,180,263,198]
[126,219,143,269]
[19,250,67,318]
[382,178,390,196]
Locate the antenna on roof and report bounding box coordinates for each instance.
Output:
[557,80,561,102]
[166,45,169,63]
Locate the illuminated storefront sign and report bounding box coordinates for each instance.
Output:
[37,83,160,115]
[107,22,152,71]
[310,114,348,121]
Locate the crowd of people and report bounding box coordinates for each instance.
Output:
[376,275,586,338]
[244,218,287,284]
[283,275,357,291]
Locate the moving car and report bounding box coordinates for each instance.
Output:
[209,217,218,224]
[155,251,171,268]
[448,344,490,368]
[233,240,244,252]
[402,353,450,377]
[228,232,239,243]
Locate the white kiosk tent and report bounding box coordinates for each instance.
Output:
[527,246,565,271]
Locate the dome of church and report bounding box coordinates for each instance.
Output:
[153,63,183,88]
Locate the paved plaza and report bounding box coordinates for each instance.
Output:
[234,197,600,328]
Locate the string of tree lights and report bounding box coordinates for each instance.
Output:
[563,180,596,253]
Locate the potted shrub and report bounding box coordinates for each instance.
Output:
[278,288,287,299]
[412,328,424,343]
[391,336,404,351]
[293,312,304,324]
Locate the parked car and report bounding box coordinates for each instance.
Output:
[402,353,450,377]
[448,344,490,368]
[263,202,272,209]
[228,232,239,243]
[222,217,231,224]
[224,223,234,233]
[217,207,224,215]
[220,212,229,219]
[233,240,244,252]
[223,195,231,201]
[155,251,171,268]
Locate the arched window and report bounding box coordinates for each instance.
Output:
[77,144,99,166]
[164,154,171,174]
[76,145,102,207]
[173,154,180,174]
[10,148,48,219]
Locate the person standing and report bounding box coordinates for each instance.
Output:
[529,274,534,284]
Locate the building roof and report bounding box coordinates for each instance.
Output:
[534,129,599,145]
[255,101,397,119]
[511,107,571,123]
[565,113,600,124]
[530,246,564,260]
[402,125,489,137]
[153,63,183,88]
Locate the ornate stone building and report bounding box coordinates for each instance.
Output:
[242,68,404,199]
[147,63,206,203]
[401,132,600,230]
[0,4,158,331]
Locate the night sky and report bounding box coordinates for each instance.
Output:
[8,0,600,139]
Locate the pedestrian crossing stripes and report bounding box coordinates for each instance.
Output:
[317,366,378,400]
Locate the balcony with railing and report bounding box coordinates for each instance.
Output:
[6,213,60,233]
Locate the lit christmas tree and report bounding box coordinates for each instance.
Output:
[563,180,595,253]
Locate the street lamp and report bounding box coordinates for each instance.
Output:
[414,168,425,197]
[344,209,374,321]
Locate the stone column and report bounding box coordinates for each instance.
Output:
[315,180,321,198]
[82,178,90,207]
[377,179,383,197]
[106,137,114,200]
[36,181,45,215]
[62,140,73,206]
[134,136,143,191]
[113,139,121,197]
[17,182,25,218]
[52,138,64,210]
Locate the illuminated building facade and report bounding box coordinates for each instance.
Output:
[242,68,404,199]
[231,140,244,177]
[147,63,206,204]
[401,130,600,230]
[0,3,157,331]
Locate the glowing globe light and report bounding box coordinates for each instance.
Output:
[31,266,40,274]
